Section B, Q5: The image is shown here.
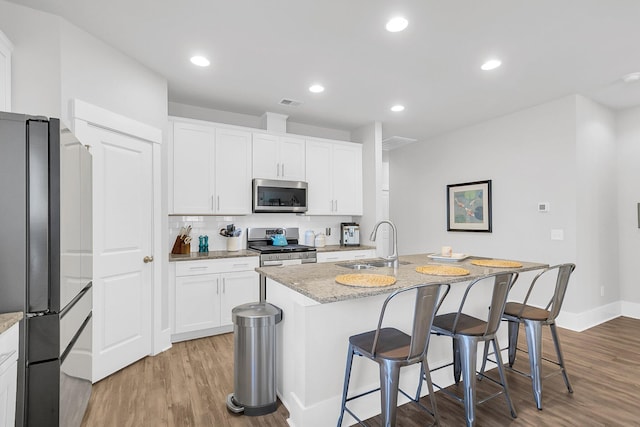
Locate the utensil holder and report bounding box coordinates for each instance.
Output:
[227,236,241,252]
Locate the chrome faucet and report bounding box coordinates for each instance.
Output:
[370,220,398,269]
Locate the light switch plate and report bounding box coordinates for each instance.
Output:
[538,202,549,213]
[551,229,564,240]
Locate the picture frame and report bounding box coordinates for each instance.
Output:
[447,180,492,232]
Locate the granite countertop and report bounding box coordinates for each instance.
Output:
[0,312,23,334]
[315,245,376,253]
[257,253,548,304]
[170,250,258,262]
[169,245,374,262]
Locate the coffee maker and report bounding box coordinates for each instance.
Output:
[340,222,360,246]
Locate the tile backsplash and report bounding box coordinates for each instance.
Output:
[169,213,355,252]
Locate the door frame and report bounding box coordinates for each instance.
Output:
[70,99,169,360]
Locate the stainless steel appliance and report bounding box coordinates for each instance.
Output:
[252,179,308,213]
[247,227,316,300]
[340,222,360,246]
[0,112,93,427]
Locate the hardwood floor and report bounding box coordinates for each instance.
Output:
[82,316,640,426]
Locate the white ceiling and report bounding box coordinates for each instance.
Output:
[8,0,640,142]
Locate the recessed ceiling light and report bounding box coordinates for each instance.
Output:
[390,105,405,112]
[190,55,210,67]
[386,17,408,32]
[481,59,502,71]
[622,72,640,83]
[309,84,325,93]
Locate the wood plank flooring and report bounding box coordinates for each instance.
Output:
[82,316,640,426]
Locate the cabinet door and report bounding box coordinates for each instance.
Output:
[220,270,259,326]
[305,140,333,214]
[175,274,221,333]
[215,128,252,214]
[279,136,306,180]
[332,143,363,215]
[252,133,280,179]
[172,122,215,214]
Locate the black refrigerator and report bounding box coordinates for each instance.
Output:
[0,111,93,426]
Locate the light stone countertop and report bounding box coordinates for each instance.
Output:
[169,250,258,262]
[169,245,374,262]
[256,253,548,304]
[0,312,23,335]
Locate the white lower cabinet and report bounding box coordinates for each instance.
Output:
[172,257,259,342]
[0,323,19,427]
[317,249,376,263]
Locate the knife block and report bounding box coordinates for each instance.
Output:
[171,236,191,254]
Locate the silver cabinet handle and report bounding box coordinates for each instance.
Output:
[143,256,154,263]
[222,277,226,293]
[216,281,220,295]
[335,200,338,212]
[277,163,281,177]
[217,196,220,211]
[282,164,285,177]
[211,195,214,211]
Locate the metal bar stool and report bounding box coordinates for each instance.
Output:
[337,283,444,427]
[481,263,575,410]
[425,272,519,427]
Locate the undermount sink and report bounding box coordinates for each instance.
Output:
[337,259,410,269]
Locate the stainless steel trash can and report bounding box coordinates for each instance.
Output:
[226,302,283,416]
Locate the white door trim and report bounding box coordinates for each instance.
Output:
[70,99,170,359]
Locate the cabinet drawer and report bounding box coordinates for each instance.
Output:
[175,257,259,276]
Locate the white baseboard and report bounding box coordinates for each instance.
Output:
[556,300,640,332]
[621,300,640,319]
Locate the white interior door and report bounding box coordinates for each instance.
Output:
[82,124,153,382]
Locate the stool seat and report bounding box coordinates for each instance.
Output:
[432,313,489,336]
[350,328,411,360]
[503,302,550,321]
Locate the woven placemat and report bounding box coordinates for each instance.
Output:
[335,273,397,287]
[415,265,470,276]
[471,259,523,268]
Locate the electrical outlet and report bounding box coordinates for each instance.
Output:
[551,229,564,240]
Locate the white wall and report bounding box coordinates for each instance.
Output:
[60,22,167,130]
[0,1,61,118]
[168,101,352,141]
[352,121,383,252]
[616,106,640,307]
[390,96,593,318]
[575,95,618,312]
[390,96,577,261]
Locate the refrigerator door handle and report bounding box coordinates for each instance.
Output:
[27,119,55,313]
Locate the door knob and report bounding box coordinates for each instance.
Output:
[143,255,154,263]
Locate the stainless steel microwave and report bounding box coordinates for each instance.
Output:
[252,179,308,213]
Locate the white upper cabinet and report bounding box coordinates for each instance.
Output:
[172,122,215,214]
[252,133,305,181]
[214,128,252,214]
[0,29,13,112]
[306,139,363,215]
[170,120,252,215]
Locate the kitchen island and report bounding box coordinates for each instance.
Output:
[258,254,547,427]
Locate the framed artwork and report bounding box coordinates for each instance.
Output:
[447,180,492,232]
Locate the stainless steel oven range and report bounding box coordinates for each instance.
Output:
[247,227,317,300]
